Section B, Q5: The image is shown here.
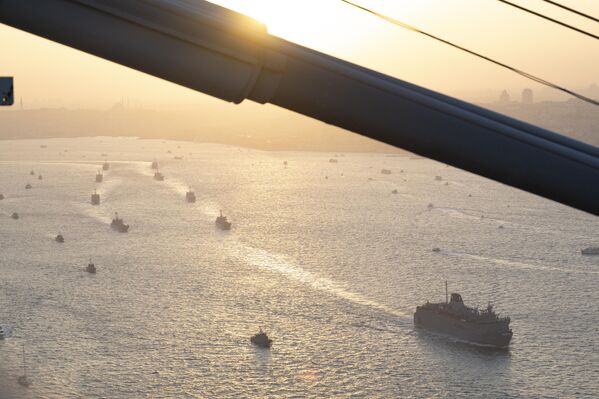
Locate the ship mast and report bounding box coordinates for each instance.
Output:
[445,281,448,304]
[21,343,27,377]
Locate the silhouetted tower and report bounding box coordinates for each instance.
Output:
[521,88,533,104]
[499,90,510,104]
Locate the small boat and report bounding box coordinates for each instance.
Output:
[55,234,64,243]
[186,188,196,203]
[174,156,183,160]
[95,171,103,183]
[151,160,159,169]
[0,194,4,200]
[215,210,232,230]
[581,247,599,255]
[40,144,47,148]
[435,175,443,181]
[153,171,164,181]
[329,158,338,163]
[38,175,43,180]
[11,212,19,220]
[283,160,288,166]
[102,161,110,171]
[110,212,130,233]
[381,169,392,175]
[250,327,272,348]
[18,344,32,387]
[86,261,96,274]
[91,190,100,205]
[25,183,32,189]
[427,203,434,210]
[432,247,441,252]
[392,189,398,194]
[0,324,12,339]
[29,170,35,176]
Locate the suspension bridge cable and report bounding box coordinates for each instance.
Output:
[339,0,599,106]
[497,0,598,40]
[540,0,598,24]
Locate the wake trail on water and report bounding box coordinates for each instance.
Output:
[434,206,590,238]
[186,192,412,321]
[445,251,599,275]
[228,243,411,320]
[132,161,196,201]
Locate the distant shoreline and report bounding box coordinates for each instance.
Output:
[0,107,408,154]
[0,135,413,156]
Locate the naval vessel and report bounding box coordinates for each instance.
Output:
[414,283,512,347]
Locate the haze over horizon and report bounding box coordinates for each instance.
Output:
[1,0,597,111]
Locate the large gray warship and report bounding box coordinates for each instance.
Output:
[414,283,512,347]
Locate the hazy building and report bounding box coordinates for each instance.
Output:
[499,90,510,104]
[522,88,533,104]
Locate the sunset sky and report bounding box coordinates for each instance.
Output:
[0,0,597,109]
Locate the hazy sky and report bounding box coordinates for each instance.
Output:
[0,0,597,109]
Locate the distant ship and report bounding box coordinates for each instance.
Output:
[29,170,35,176]
[86,261,96,274]
[435,175,443,181]
[154,171,164,181]
[174,156,183,160]
[0,323,12,339]
[38,174,43,180]
[25,183,32,189]
[11,212,19,220]
[91,190,100,205]
[329,158,338,163]
[0,194,4,200]
[581,247,599,255]
[186,188,196,203]
[55,234,64,243]
[102,161,110,171]
[414,283,512,347]
[215,210,232,230]
[250,327,272,348]
[95,171,103,183]
[392,189,398,194]
[381,169,392,175]
[151,160,159,169]
[110,212,130,233]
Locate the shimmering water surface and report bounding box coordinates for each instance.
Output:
[1,137,598,398]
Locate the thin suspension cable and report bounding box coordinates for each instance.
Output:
[340,0,599,106]
[497,0,598,40]
[540,0,598,24]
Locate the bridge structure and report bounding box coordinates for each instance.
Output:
[1,0,598,215]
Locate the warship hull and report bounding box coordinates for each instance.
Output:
[414,307,512,347]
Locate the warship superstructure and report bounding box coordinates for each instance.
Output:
[414,283,512,347]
